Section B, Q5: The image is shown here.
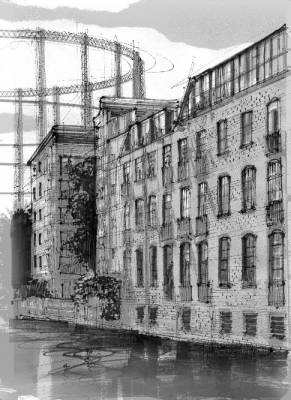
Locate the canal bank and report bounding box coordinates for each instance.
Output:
[12,296,290,353]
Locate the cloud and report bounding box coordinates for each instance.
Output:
[6,0,141,12]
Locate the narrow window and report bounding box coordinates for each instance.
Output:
[219,237,230,287]
[178,138,188,164]
[38,161,42,173]
[135,199,144,228]
[39,209,42,221]
[162,193,172,224]
[33,233,36,246]
[33,211,37,222]
[163,245,174,300]
[136,306,145,323]
[198,182,207,216]
[39,182,42,197]
[38,233,42,245]
[218,175,231,216]
[149,306,158,325]
[39,255,42,269]
[123,249,131,275]
[148,195,157,227]
[182,307,191,331]
[242,166,256,211]
[220,311,232,334]
[136,248,144,287]
[241,111,253,146]
[149,245,157,286]
[33,187,36,201]
[147,151,156,178]
[163,144,172,167]
[123,162,130,184]
[269,231,284,282]
[244,313,257,336]
[180,242,191,287]
[267,160,282,203]
[34,255,37,269]
[217,120,228,155]
[197,241,209,302]
[135,157,143,182]
[242,234,256,287]
[180,187,191,218]
[267,99,280,152]
[124,203,130,230]
[196,130,205,160]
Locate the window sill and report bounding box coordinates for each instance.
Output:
[239,141,255,150]
[217,150,230,157]
[242,283,257,289]
[240,206,256,214]
[217,212,231,219]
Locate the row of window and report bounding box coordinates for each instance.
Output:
[121,157,283,230]
[32,182,43,200]
[129,229,284,297]
[135,305,285,340]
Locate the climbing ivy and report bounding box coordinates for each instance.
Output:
[64,156,96,270]
[73,274,121,321]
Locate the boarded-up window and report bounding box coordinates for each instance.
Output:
[182,307,191,331]
[136,306,144,323]
[220,311,232,334]
[270,315,285,340]
[149,306,158,325]
[244,313,257,336]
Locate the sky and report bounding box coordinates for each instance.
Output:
[0,0,288,212]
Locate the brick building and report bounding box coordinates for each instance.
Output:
[19,24,291,351]
[94,24,291,349]
[27,125,96,299]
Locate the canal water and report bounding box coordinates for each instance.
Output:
[0,319,290,400]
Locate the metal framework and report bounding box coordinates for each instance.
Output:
[0,28,146,208]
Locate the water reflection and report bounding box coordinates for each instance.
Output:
[0,322,290,399]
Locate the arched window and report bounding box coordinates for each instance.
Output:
[218,175,231,216]
[242,234,256,287]
[242,166,256,211]
[219,237,230,287]
[136,248,143,287]
[180,242,191,286]
[269,231,284,281]
[268,230,285,307]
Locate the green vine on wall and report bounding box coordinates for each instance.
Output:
[73,275,121,321]
[64,156,96,270]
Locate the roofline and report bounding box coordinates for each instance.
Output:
[27,124,94,165]
[191,24,287,82]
